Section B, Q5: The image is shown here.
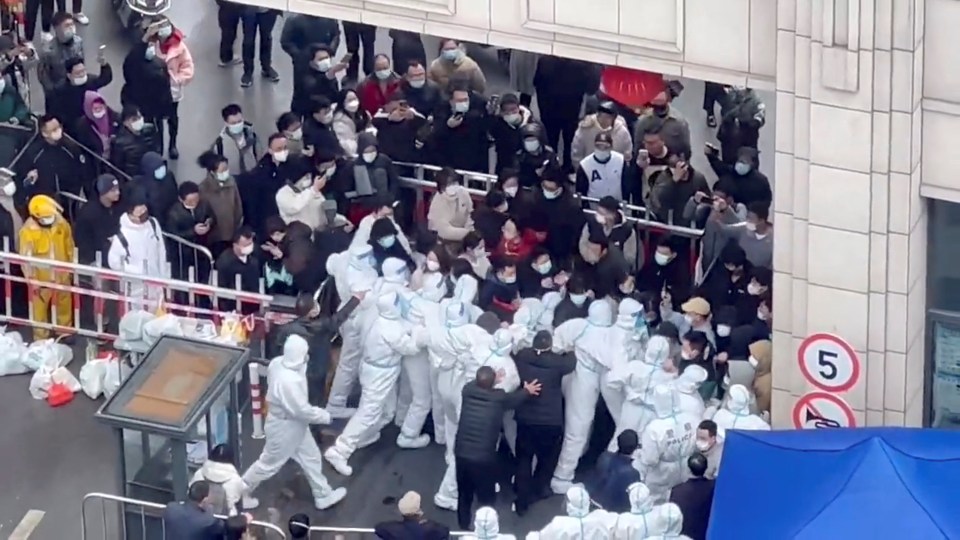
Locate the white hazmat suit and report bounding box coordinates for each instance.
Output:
[450,274,484,322]
[638,385,697,503]
[709,384,771,431]
[610,335,676,452]
[673,364,708,419]
[527,485,617,539]
[551,302,616,493]
[476,329,521,452]
[464,507,516,540]
[324,291,425,476]
[241,335,346,509]
[396,295,436,449]
[641,502,692,539]
[603,298,646,428]
[508,298,547,351]
[325,245,378,418]
[612,482,670,539]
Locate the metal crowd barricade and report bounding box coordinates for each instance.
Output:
[304,526,472,539]
[81,492,287,539]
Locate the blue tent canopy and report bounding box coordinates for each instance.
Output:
[708,428,960,540]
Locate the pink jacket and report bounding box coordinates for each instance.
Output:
[159,33,194,102]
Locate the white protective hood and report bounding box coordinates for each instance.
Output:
[627,482,653,513]
[651,383,677,420]
[280,334,309,371]
[473,507,501,539]
[565,485,591,518]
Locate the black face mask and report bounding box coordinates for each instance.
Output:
[652,104,669,117]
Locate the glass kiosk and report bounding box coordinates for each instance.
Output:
[95,335,250,539]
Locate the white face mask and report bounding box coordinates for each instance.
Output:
[681,350,695,360]
[745,222,758,232]
[314,58,331,72]
[38,216,56,226]
[216,170,230,182]
[288,128,302,141]
[654,252,671,266]
[273,150,289,163]
[130,118,145,132]
[240,244,254,256]
[504,186,518,197]
[92,109,107,119]
[1,182,15,196]
[595,214,607,225]
[684,314,695,325]
[362,151,378,163]
[503,112,521,125]
[296,177,313,189]
[444,185,458,196]
[716,324,731,337]
[747,282,762,296]
[71,74,88,86]
[344,100,360,113]
[569,293,587,307]
[695,439,712,452]
[748,356,759,368]
[453,101,469,113]
[523,139,540,153]
[757,309,768,321]
[426,260,440,272]
[408,78,426,88]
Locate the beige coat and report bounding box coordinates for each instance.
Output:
[428,54,487,94]
[571,114,634,163]
[428,186,475,241]
[749,339,772,414]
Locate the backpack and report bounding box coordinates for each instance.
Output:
[115,217,160,264]
[200,475,231,516]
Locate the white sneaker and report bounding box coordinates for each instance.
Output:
[40,32,53,43]
[314,487,347,510]
[323,447,353,476]
[433,493,457,511]
[550,477,573,495]
[74,12,90,25]
[326,405,357,419]
[241,495,260,510]
[396,434,430,449]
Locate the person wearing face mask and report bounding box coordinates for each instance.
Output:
[213,104,262,176]
[47,57,112,135]
[196,151,243,256]
[18,195,73,340]
[528,484,617,539]
[751,292,772,340]
[578,227,630,301]
[241,335,348,511]
[575,132,627,205]
[603,298,648,427]
[236,132,287,235]
[110,106,159,179]
[214,227,262,313]
[479,255,521,321]
[638,384,698,503]
[494,217,540,261]
[275,155,341,232]
[637,235,691,311]
[456,231,490,279]
[716,201,773,269]
[494,168,534,226]
[165,182,215,290]
[663,296,714,348]
[401,60,442,119]
[429,82,490,173]
[552,273,592,327]
[428,38,486,95]
[748,339,772,417]
[571,100,633,164]
[672,363,708,421]
[18,114,92,210]
[579,196,640,272]
[279,13,340,71]
[611,335,677,450]
[73,90,117,161]
[633,86,692,161]
[715,86,766,165]
[356,53,401,116]
[36,12,83,97]
[517,247,564,298]
[344,132,399,213]
[324,291,428,476]
[291,44,346,117]
[300,96,342,157]
[707,384,770,432]
[368,216,416,274]
[530,166,585,263]
[275,112,305,156]
[147,17,194,160]
[0,174,22,250]
[472,190,511,252]
[490,93,535,174]
[120,35,172,140]
[692,420,722,479]
[648,153,711,227]
[333,88,373,157]
[427,167,475,243]
[107,189,168,311]
[124,151,178,228]
[410,245,451,299]
[678,332,716,401]
[513,122,556,188]
[707,145,771,209]
[550,301,617,493]
[372,91,429,164]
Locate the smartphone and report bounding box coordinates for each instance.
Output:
[638,149,649,161]
[98,44,106,53]
[453,112,464,120]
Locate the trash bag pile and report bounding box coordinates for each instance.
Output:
[117,308,248,351]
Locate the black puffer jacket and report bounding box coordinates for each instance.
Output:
[110,125,160,179]
[455,381,529,463]
[514,348,575,427]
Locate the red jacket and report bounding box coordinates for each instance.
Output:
[494,229,540,261]
[357,75,401,116]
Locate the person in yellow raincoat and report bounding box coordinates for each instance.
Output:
[19,195,75,340]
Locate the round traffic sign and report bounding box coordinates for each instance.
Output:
[792,392,857,429]
[797,333,861,393]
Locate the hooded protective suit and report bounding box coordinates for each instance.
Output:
[551,302,616,493]
[326,245,379,417]
[433,302,497,509]
[449,274,484,322]
[324,291,425,476]
[396,293,437,449]
[641,502,692,539]
[602,298,646,428]
[540,291,563,329]
[508,298,547,351]
[673,364,707,419]
[474,329,521,452]
[638,385,698,503]
[242,335,346,509]
[464,507,516,540]
[527,485,617,539]
[612,336,677,449]
[611,482,667,539]
[710,384,771,431]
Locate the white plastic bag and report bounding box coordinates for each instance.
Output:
[142,314,183,347]
[28,366,53,399]
[0,330,28,376]
[21,339,73,372]
[51,366,81,393]
[103,358,133,399]
[79,359,108,399]
[118,309,156,342]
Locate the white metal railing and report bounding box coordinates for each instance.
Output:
[81,492,286,539]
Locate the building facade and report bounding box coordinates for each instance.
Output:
[238,0,960,430]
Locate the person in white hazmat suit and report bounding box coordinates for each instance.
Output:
[507,298,547,351]
[708,383,771,431]
[610,336,677,449]
[602,298,647,434]
[465,507,516,540]
[325,244,379,418]
[476,328,522,453]
[394,295,437,449]
[611,482,670,539]
[539,291,563,329]
[409,272,449,445]
[673,365,708,419]
[241,335,347,510]
[641,502,692,540]
[448,273,484,322]
[550,301,617,494]
[638,384,698,503]
[324,291,426,476]
[432,303,497,510]
[526,485,617,539]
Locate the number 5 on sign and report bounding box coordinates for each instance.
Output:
[798,333,861,393]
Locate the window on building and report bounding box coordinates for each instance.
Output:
[927,199,960,427]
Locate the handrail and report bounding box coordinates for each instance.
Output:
[305,525,474,537]
[63,131,135,182]
[81,492,286,539]
[58,191,216,267]
[394,161,704,238]
[3,122,40,171]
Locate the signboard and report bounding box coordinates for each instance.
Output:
[798,333,861,393]
[792,392,857,429]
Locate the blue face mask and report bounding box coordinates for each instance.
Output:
[379,235,397,249]
[570,293,587,307]
[144,46,156,61]
[153,166,167,180]
[542,188,560,200]
[441,49,460,61]
[734,161,751,175]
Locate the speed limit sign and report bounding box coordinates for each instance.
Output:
[798,333,861,393]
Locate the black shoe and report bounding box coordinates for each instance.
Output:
[706,114,717,128]
[536,486,553,501]
[240,73,253,88]
[261,67,280,82]
[168,145,179,160]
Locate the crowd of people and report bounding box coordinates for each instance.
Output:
[0,4,775,539]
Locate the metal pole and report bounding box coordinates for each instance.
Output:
[248,362,265,440]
